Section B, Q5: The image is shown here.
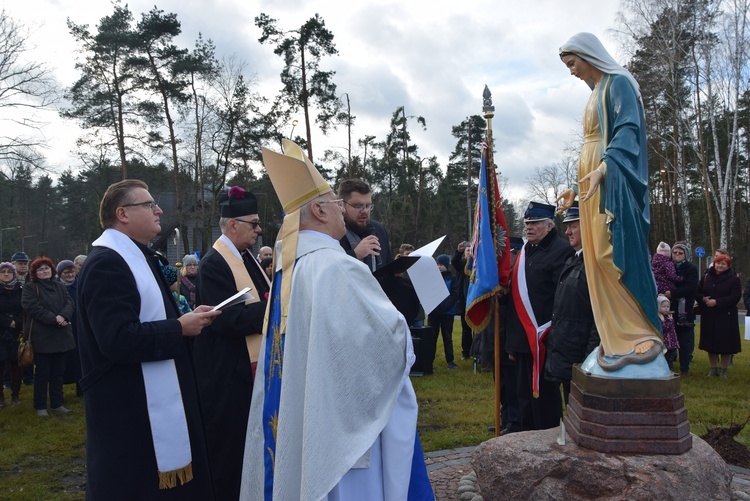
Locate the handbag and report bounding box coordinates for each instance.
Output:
[17,318,33,368]
[17,283,39,369]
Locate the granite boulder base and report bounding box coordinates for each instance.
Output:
[472,427,731,500]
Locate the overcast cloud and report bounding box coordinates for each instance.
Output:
[4,0,624,200]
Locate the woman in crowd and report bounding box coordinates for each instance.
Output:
[0,263,23,407]
[57,259,82,396]
[260,257,273,282]
[22,257,75,416]
[179,254,200,310]
[696,254,741,378]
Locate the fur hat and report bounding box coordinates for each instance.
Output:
[656,241,671,257]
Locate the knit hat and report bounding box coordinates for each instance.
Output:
[672,243,691,260]
[436,254,451,268]
[57,260,75,276]
[656,241,671,257]
[182,254,199,266]
[0,262,16,277]
[657,294,670,306]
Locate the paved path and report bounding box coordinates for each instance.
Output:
[426,446,750,500]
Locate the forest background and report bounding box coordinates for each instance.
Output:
[0,0,749,276]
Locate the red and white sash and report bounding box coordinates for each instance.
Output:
[511,245,551,397]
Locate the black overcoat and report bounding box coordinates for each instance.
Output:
[76,244,213,500]
[544,252,599,383]
[194,246,267,501]
[696,267,742,355]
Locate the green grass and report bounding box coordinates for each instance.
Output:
[413,319,750,452]
[1,320,750,497]
[0,384,85,500]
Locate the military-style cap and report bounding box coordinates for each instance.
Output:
[218,186,258,218]
[11,251,29,262]
[510,236,524,251]
[562,201,580,223]
[261,139,332,213]
[523,202,556,222]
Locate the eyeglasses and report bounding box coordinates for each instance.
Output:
[61,270,75,275]
[37,266,51,272]
[122,201,159,212]
[344,201,374,212]
[235,218,261,229]
[319,199,345,211]
[672,251,685,255]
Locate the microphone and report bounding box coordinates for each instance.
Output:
[366,222,381,272]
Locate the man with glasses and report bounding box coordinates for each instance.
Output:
[337,179,393,272]
[77,179,219,499]
[194,186,270,501]
[664,242,699,376]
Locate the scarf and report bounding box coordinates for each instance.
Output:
[92,228,193,489]
[180,276,196,305]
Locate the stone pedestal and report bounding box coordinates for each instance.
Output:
[564,365,692,454]
[472,428,731,501]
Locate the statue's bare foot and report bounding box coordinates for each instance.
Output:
[634,340,655,354]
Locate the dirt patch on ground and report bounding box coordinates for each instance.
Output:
[701,420,750,469]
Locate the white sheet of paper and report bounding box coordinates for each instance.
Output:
[407,256,449,315]
[211,287,254,311]
[410,235,446,258]
[403,235,449,315]
[745,315,750,340]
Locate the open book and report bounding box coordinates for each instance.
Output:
[211,287,254,311]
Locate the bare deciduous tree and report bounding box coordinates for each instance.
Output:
[0,10,57,171]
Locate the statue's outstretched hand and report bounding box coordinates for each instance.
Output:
[555,189,576,215]
[580,169,603,203]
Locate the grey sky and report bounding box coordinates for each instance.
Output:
[4,0,623,200]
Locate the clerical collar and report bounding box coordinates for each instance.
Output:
[218,233,243,260]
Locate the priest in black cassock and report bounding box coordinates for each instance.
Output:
[77,179,220,500]
[194,186,270,501]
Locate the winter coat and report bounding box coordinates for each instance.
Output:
[651,253,682,294]
[544,252,599,383]
[669,260,699,327]
[0,283,22,362]
[696,266,742,355]
[505,231,573,355]
[21,279,75,354]
[432,270,458,316]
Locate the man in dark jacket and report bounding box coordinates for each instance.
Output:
[337,179,393,272]
[194,186,269,501]
[452,241,472,360]
[665,242,699,376]
[77,179,219,499]
[428,254,459,369]
[505,202,573,432]
[544,202,599,403]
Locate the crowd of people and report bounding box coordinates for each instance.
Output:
[5,31,750,501]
